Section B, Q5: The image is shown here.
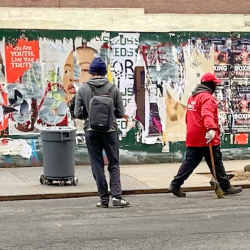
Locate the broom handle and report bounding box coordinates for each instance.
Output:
[209,143,217,180]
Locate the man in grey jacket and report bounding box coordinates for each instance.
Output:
[74,57,130,208]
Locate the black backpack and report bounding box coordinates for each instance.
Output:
[88,83,115,132]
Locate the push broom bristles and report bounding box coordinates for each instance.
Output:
[215,182,224,199]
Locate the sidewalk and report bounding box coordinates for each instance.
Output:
[0,159,249,201]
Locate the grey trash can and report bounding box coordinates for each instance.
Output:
[39,127,78,186]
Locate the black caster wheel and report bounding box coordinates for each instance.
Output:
[47,179,53,185]
[40,175,46,185]
[58,180,66,186]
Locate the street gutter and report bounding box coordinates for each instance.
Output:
[0,185,250,202]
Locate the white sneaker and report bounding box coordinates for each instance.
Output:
[112,197,130,207]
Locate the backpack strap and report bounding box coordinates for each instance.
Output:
[87,83,96,97]
[87,82,114,97]
[106,83,115,96]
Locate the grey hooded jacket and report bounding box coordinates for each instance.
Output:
[74,77,125,131]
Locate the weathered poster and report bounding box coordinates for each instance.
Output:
[230,81,250,133]
[109,33,139,137]
[214,38,250,134]
[0,39,7,133]
[215,82,232,134]
[5,39,40,84]
[0,39,5,83]
[231,39,250,78]
[212,37,231,79]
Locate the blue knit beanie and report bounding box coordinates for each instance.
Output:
[89,57,107,76]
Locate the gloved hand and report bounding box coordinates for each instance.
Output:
[205,130,216,144]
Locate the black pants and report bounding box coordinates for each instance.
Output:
[85,130,122,202]
[171,146,231,191]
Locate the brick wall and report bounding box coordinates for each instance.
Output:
[0,0,250,14]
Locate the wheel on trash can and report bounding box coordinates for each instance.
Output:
[40,175,46,185]
[58,180,66,186]
[47,179,53,185]
[72,177,78,186]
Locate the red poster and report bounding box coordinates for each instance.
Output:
[5,39,39,83]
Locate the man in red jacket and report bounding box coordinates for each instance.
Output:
[169,73,242,197]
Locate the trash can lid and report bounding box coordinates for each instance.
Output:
[39,126,76,132]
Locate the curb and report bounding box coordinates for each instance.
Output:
[0,184,249,202]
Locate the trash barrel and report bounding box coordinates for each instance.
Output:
[39,127,78,186]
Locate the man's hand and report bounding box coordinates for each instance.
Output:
[205,130,216,144]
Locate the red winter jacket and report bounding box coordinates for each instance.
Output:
[185,91,220,147]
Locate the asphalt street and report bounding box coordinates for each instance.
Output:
[0,189,250,250]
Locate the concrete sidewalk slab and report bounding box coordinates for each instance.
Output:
[0,165,149,197]
[0,159,249,201]
[120,160,250,188]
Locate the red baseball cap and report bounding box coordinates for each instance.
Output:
[201,73,221,84]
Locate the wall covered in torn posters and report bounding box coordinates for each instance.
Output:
[0,30,250,166]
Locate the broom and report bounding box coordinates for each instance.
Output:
[208,143,224,199]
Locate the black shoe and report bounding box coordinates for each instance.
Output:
[112,197,130,207]
[169,184,186,197]
[96,201,109,208]
[224,186,242,195]
[210,174,235,188]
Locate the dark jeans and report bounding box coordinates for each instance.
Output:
[85,130,122,203]
[171,146,231,191]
